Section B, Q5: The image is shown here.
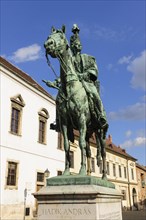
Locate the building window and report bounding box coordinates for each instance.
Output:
[58,132,64,150]
[39,120,45,143]
[141,173,145,188]
[10,94,25,135]
[113,164,116,177]
[124,167,127,179]
[121,190,126,200]
[119,165,122,177]
[37,172,44,182]
[70,151,74,168]
[5,160,19,189]
[7,162,17,186]
[25,207,30,216]
[131,168,134,180]
[91,158,95,172]
[107,161,110,175]
[57,170,63,176]
[38,108,49,144]
[35,171,45,215]
[11,108,20,133]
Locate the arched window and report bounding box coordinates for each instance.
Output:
[132,188,137,208]
[10,94,25,135]
[38,108,49,144]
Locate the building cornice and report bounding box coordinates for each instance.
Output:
[0,56,55,104]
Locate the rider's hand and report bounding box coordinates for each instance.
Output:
[42,79,47,83]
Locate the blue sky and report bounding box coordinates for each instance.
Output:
[1,0,146,165]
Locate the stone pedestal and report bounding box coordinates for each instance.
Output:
[33,175,122,220]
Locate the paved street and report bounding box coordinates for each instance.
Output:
[122,210,146,220]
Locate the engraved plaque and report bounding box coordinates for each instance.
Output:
[38,204,96,220]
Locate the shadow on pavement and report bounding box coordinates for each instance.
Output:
[122,210,146,220]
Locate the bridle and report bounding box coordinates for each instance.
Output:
[45,31,83,102]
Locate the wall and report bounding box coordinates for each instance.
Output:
[0,65,65,219]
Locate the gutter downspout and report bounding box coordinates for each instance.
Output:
[127,159,131,210]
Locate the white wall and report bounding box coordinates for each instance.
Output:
[0,65,65,219]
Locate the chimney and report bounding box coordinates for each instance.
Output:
[108,135,112,144]
[122,149,126,153]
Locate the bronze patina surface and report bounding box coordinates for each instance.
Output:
[43,24,109,180]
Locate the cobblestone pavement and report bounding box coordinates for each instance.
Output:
[122,210,146,220]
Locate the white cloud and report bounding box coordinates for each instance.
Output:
[121,136,146,148]
[80,24,137,42]
[134,137,146,146]
[118,54,133,64]
[120,140,133,148]
[9,44,42,63]
[94,26,120,41]
[136,129,145,137]
[125,130,132,138]
[93,25,137,41]
[127,50,146,90]
[108,102,145,121]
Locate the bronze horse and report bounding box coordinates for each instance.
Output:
[44,25,107,179]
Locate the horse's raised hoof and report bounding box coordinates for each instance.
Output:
[87,169,91,176]
[62,169,70,176]
[102,175,107,180]
[79,166,86,176]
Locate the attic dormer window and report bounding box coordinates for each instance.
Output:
[10,94,25,135]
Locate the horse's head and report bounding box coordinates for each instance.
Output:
[44,25,69,58]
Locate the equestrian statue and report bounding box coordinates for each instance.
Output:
[43,24,109,179]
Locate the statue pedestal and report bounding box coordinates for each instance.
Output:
[33,176,122,220]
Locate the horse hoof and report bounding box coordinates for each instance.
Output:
[79,167,86,176]
[63,169,70,176]
[87,170,91,176]
[102,175,107,180]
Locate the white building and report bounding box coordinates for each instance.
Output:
[0,56,65,220]
[0,57,140,220]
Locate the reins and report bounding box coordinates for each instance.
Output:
[45,52,59,78]
[45,38,83,103]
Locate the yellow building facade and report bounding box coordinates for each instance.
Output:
[136,163,146,209]
[58,133,143,211]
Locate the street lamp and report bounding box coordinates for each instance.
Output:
[23,188,27,220]
[44,169,50,186]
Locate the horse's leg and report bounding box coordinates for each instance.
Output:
[62,124,70,176]
[79,121,87,175]
[95,132,101,167]
[86,135,91,176]
[100,129,107,180]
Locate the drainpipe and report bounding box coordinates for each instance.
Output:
[127,159,131,210]
[23,188,27,220]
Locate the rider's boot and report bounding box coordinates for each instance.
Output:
[50,119,60,132]
[99,116,108,130]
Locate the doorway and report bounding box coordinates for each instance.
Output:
[132,188,138,209]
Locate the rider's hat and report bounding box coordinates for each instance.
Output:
[72,24,80,33]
